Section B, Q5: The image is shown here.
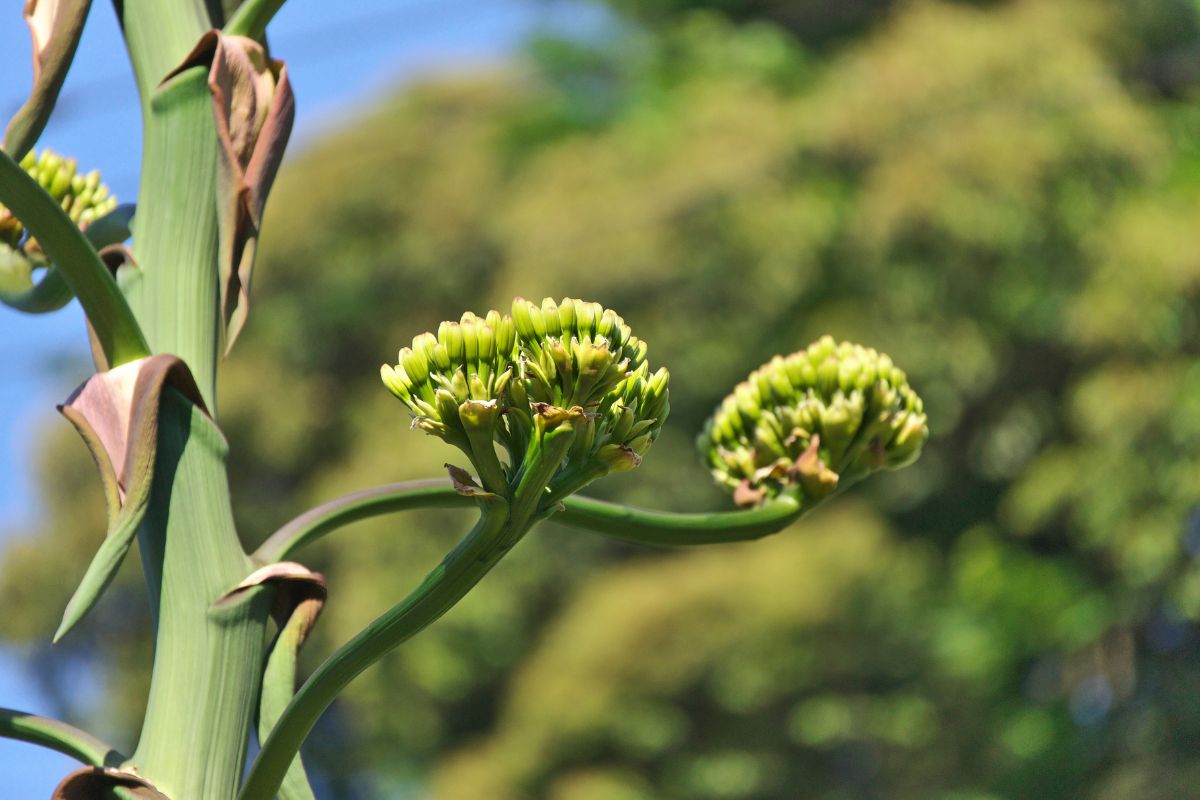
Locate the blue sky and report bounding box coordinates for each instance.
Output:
[0,0,607,793]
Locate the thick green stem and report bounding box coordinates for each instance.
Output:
[123,66,222,408]
[224,0,288,39]
[108,5,273,795]
[118,0,214,103]
[129,390,269,798]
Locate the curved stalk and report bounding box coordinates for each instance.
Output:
[239,502,510,800]
[0,204,135,315]
[253,479,465,563]
[0,707,123,768]
[243,428,576,799]
[0,265,72,313]
[255,480,804,563]
[560,491,803,544]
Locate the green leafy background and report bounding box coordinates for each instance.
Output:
[7,0,1200,797]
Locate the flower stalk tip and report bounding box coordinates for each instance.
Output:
[699,336,927,508]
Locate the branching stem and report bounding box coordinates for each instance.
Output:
[255,479,804,564]
[0,707,124,768]
[239,502,510,800]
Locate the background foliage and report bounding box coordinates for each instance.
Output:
[6,0,1200,797]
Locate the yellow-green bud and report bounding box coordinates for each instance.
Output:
[439,321,464,363]
[598,443,641,472]
[698,338,928,507]
[459,398,500,431]
[0,149,118,260]
[383,297,670,502]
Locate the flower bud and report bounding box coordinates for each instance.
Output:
[698,338,927,507]
[541,297,562,337]
[512,297,537,340]
[385,297,669,503]
[495,315,517,359]
[459,398,500,432]
[400,347,429,389]
[461,314,479,365]
[0,149,118,260]
[598,443,642,472]
[439,321,464,364]
[380,364,408,400]
[48,157,76,199]
[886,411,927,468]
[477,322,495,364]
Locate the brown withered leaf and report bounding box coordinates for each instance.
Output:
[54,355,208,641]
[789,434,839,500]
[213,561,327,627]
[734,479,767,509]
[445,463,498,499]
[167,31,294,354]
[52,766,167,800]
[3,0,92,158]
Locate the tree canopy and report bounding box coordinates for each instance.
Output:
[5,0,1200,797]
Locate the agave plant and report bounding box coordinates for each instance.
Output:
[0,1,928,798]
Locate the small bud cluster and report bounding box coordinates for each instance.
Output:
[381,309,516,451]
[0,149,118,257]
[699,336,927,508]
[382,298,670,497]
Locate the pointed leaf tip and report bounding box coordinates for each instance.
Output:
[4,0,93,159]
[54,356,208,641]
[167,31,294,355]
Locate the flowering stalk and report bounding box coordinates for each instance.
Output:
[0,1,928,797]
[241,315,927,799]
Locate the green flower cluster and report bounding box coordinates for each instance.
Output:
[0,149,117,255]
[699,336,927,508]
[382,298,669,499]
